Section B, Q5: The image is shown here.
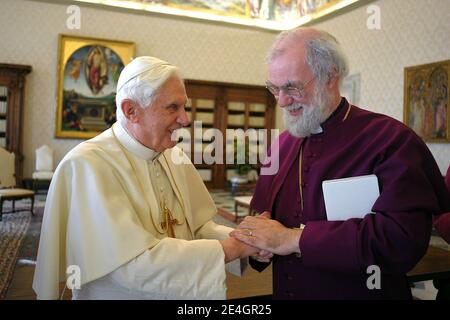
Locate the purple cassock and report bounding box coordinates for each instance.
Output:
[250,98,450,300]
[434,166,450,243]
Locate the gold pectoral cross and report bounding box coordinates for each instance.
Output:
[161,202,178,238]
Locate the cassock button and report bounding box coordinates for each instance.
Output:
[304,166,310,173]
[287,275,293,281]
[301,182,307,187]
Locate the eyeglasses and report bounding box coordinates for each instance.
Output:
[265,77,316,99]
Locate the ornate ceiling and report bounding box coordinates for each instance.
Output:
[71,0,370,31]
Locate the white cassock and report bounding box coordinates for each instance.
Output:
[32,122,245,300]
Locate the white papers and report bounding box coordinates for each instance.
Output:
[322,174,380,221]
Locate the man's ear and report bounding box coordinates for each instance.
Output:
[326,69,340,89]
[121,99,139,123]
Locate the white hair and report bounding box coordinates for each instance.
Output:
[115,61,180,125]
[267,28,349,86]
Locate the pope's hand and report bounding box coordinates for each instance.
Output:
[251,249,274,263]
[219,237,260,263]
[230,211,302,256]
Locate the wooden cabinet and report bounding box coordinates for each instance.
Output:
[0,64,32,186]
[183,80,276,189]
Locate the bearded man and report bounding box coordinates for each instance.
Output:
[231,27,450,300]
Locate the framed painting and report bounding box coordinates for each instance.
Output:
[404,59,450,143]
[55,34,135,139]
[340,73,361,106]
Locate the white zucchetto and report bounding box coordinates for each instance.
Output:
[116,56,176,92]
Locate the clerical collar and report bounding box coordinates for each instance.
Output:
[113,122,161,161]
[319,97,348,131]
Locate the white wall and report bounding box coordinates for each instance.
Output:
[0,0,449,177]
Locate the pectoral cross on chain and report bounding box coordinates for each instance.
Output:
[161,202,178,238]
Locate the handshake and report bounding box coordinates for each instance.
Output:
[220,211,303,263]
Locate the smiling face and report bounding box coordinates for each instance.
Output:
[129,76,190,152]
[268,41,335,137]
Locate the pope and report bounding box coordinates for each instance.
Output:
[33,56,264,300]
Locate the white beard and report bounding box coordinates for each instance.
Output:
[283,86,331,138]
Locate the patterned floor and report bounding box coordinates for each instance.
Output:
[1,195,46,268]
[210,189,253,218]
[0,211,31,298]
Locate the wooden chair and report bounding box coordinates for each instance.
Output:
[234,196,255,222]
[0,147,35,221]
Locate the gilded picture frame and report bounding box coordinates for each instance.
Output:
[55,34,135,139]
[404,59,450,143]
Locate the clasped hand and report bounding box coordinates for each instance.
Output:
[230,211,302,257]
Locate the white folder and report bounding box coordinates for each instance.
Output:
[322,174,380,221]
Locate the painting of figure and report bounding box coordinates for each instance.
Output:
[408,76,427,137]
[430,68,448,139]
[85,46,109,95]
[404,60,450,142]
[56,35,135,139]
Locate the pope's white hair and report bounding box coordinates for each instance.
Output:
[115,62,180,125]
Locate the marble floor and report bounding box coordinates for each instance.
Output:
[210,189,253,218]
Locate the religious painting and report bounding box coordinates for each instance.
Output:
[73,0,371,31]
[55,35,135,139]
[404,60,450,143]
